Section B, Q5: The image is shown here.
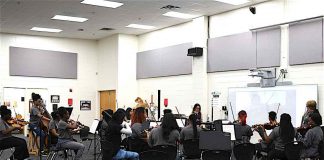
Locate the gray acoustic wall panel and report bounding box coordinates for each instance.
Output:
[207,32,256,72]
[10,46,78,79]
[289,18,323,65]
[256,27,281,68]
[137,43,192,79]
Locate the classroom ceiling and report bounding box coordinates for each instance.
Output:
[0,0,269,40]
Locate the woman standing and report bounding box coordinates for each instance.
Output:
[192,103,202,125]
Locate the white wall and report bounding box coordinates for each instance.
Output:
[137,18,209,118]
[97,35,118,91]
[208,0,324,120]
[0,33,98,127]
[117,34,138,108]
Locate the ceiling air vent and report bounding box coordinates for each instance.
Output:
[100,28,114,31]
[160,5,180,10]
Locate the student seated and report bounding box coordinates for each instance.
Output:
[130,107,149,152]
[236,110,253,143]
[180,114,201,142]
[57,107,85,160]
[298,113,323,158]
[105,109,139,160]
[259,113,296,160]
[148,113,180,147]
[0,107,29,160]
[100,109,113,141]
[48,111,60,145]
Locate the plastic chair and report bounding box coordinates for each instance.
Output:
[152,145,177,160]
[182,139,201,159]
[233,143,256,160]
[139,150,169,160]
[202,150,231,160]
[284,141,303,160]
[46,146,72,160]
[0,147,15,160]
[79,126,93,151]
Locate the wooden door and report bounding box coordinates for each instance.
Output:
[99,90,116,116]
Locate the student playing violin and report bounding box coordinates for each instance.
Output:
[0,106,29,160]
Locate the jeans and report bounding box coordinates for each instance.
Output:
[29,123,46,150]
[113,149,139,160]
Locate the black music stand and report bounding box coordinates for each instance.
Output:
[199,131,231,151]
[89,119,100,160]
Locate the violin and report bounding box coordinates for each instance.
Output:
[7,118,29,130]
[252,122,279,130]
[297,126,311,136]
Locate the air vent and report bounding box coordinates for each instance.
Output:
[160,5,180,10]
[100,28,114,31]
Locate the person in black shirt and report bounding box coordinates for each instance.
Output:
[105,109,139,160]
[192,103,202,125]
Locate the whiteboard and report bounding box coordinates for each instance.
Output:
[228,85,318,127]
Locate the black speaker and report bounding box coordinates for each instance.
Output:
[187,47,203,56]
[249,6,256,14]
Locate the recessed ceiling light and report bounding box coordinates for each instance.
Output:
[214,0,250,5]
[163,11,196,19]
[126,24,155,30]
[81,0,123,8]
[30,27,62,33]
[52,15,88,22]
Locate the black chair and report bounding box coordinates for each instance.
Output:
[202,150,231,160]
[152,145,177,160]
[182,139,201,159]
[284,141,303,160]
[139,150,169,160]
[79,126,94,151]
[128,137,149,153]
[319,140,324,160]
[233,143,256,160]
[100,140,114,160]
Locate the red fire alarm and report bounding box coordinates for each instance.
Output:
[68,98,73,106]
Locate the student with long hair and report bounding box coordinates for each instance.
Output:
[105,109,138,160]
[298,113,323,158]
[148,113,180,147]
[261,113,296,160]
[131,107,147,138]
[192,103,202,125]
[180,114,201,142]
[237,110,253,143]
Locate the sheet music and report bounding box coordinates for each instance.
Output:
[89,119,100,134]
[222,124,236,140]
[176,119,185,128]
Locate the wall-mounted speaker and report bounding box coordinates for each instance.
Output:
[187,47,203,57]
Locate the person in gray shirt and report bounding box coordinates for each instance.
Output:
[148,113,180,147]
[28,93,50,151]
[180,114,201,142]
[261,113,296,160]
[57,107,85,160]
[298,113,323,158]
[48,111,60,145]
[0,106,29,160]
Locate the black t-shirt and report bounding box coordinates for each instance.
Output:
[105,120,122,155]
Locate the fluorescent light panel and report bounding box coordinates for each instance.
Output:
[163,11,196,19]
[30,27,62,33]
[52,15,88,22]
[126,24,155,30]
[81,0,123,8]
[214,0,250,5]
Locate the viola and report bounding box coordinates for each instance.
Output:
[7,118,29,130]
[297,126,311,136]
